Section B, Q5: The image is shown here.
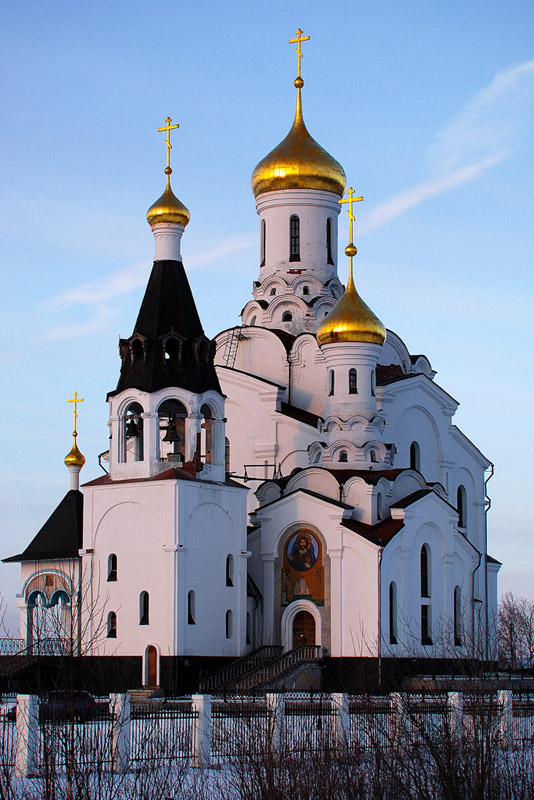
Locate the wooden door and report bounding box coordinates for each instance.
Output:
[292,611,315,648]
[147,646,158,687]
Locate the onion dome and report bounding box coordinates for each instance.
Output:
[251,78,346,198]
[64,435,86,468]
[147,169,190,228]
[317,258,386,346]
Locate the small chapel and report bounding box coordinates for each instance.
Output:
[4,31,500,693]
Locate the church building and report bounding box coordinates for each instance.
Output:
[4,32,500,692]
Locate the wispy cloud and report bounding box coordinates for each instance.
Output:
[360,60,534,234]
[40,234,256,340]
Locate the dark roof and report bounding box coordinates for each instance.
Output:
[376,364,408,385]
[278,402,322,428]
[487,554,502,565]
[84,467,244,489]
[3,490,83,563]
[247,574,262,599]
[259,486,352,511]
[341,517,405,547]
[391,489,433,509]
[268,328,296,352]
[109,259,220,397]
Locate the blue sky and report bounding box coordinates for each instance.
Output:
[1,1,533,631]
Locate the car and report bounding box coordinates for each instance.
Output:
[39,691,108,722]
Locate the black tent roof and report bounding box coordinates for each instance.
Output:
[3,490,83,563]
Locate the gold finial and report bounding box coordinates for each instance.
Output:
[157,116,180,176]
[339,187,364,283]
[65,391,86,469]
[289,28,310,80]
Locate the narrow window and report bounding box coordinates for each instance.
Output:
[454,586,462,646]
[107,612,117,639]
[225,609,233,639]
[457,485,467,529]
[371,369,376,396]
[201,404,214,465]
[226,555,234,587]
[250,315,257,326]
[188,590,196,625]
[122,402,144,463]
[338,450,348,463]
[139,591,149,625]
[270,287,276,296]
[349,368,358,394]
[328,370,335,396]
[377,492,383,520]
[302,285,309,296]
[282,312,292,322]
[410,441,421,471]
[131,339,144,362]
[225,437,231,474]
[370,449,379,463]
[107,554,117,582]
[420,545,430,598]
[246,612,252,645]
[260,219,266,266]
[164,337,180,361]
[389,582,397,644]
[421,605,432,645]
[326,218,334,265]
[289,215,300,261]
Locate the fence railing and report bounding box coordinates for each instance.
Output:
[7,689,533,776]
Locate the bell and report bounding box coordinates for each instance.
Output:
[162,415,181,443]
[125,418,139,438]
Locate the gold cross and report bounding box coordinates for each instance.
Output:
[157,116,180,171]
[67,391,84,435]
[339,187,364,243]
[289,28,310,78]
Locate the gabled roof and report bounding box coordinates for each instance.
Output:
[109,259,220,397]
[83,467,244,489]
[3,490,83,563]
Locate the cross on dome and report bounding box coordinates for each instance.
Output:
[157,116,180,173]
[67,391,84,436]
[339,187,364,247]
[289,28,310,79]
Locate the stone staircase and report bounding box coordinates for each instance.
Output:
[199,645,283,693]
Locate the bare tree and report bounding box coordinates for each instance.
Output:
[498,592,534,669]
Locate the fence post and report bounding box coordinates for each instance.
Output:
[109,693,131,773]
[331,693,349,752]
[497,689,512,750]
[14,694,39,778]
[191,694,212,767]
[390,692,407,750]
[265,692,284,753]
[448,691,463,740]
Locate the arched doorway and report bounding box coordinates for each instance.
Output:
[146,646,158,687]
[292,610,316,648]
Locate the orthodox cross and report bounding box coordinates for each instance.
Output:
[67,391,84,435]
[157,116,179,171]
[339,187,364,244]
[289,28,310,78]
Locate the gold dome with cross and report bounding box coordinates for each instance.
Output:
[147,117,190,228]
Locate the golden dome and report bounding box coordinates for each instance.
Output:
[147,171,190,228]
[317,268,386,347]
[64,435,86,469]
[251,80,346,198]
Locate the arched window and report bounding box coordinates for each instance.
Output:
[421,605,432,645]
[131,338,144,362]
[226,555,234,587]
[410,441,421,471]
[201,404,214,465]
[454,586,462,646]
[338,450,348,463]
[107,554,117,582]
[282,311,293,322]
[107,612,117,639]
[370,449,379,463]
[302,285,309,296]
[158,399,187,463]
[250,315,257,326]
[139,592,149,625]
[389,582,397,644]
[349,368,358,394]
[328,370,335,396]
[164,337,180,361]
[377,492,383,520]
[289,215,300,261]
[326,218,334,265]
[420,545,430,598]
[260,219,266,266]
[225,609,233,639]
[371,369,376,396]
[270,287,276,296]
[457,485,467,529]
[246,611,252,645]
[121,402,144,463]
[188,590,196,625]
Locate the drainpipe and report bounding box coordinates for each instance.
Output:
[484,464,494,662]
[378,547,383,691]
[286,351,292,406]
